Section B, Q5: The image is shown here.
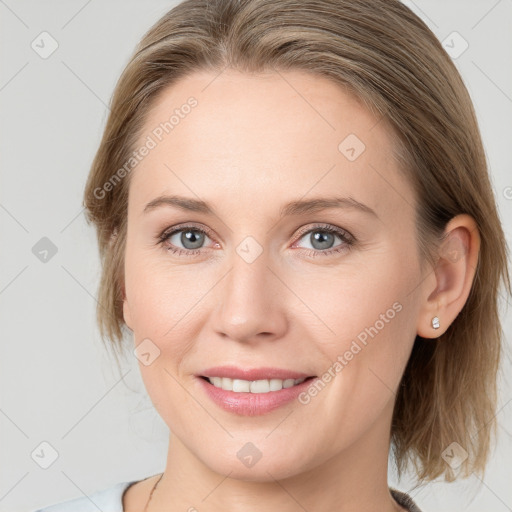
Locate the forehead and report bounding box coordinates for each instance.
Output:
[130,69,411,220]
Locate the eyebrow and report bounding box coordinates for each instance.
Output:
[143,194,378,218]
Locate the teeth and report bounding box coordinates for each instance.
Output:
[206,376,307,393]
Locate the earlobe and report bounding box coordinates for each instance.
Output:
[123,298,133,330]
[416,214,480,339]
[122,280,132,331]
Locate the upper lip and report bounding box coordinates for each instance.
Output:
[199,366,314,381]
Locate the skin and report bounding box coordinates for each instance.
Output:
[121,69,480,512]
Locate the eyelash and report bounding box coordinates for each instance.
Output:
[157,223,355,258]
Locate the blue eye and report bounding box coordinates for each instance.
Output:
[158,225,214,256]
[292,224,354,257]
[157,223,355,258]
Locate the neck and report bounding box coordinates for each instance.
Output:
[148,403,404,512]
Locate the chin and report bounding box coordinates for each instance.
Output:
[200,444,314,483]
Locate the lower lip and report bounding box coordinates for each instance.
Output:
[197,376,317,416]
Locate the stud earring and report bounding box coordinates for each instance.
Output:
[431,316,440,329]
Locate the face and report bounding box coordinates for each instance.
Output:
[122,69,427,481]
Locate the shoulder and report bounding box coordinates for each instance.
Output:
[32,480,136,512]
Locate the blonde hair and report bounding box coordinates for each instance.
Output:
[83,0,511,484]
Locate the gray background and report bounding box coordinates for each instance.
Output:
[1,1,511,511]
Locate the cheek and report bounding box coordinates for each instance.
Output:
[304,252,414,344]
[301,275,417,449]
[124,244,193,334]
[307,248,419,392]
[124,245,219,372]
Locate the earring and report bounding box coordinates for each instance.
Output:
[431,316,440,329]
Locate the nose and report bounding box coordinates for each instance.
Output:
[211,245,288,344]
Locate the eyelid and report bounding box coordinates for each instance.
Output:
[160,222,217,243]
[292,223,354,244]
[159,223,352,242]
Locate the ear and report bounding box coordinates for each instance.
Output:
[120,274,132,329]
[122,294,133,331]
[416,214,480,339]
[110,227,132,331]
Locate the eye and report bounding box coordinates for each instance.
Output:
[157,222,355,258]
[158,224,217,256]
[292,224,355,257]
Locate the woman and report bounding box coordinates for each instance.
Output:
[34,0,511,511]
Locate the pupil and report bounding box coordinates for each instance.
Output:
[311,231,334,250]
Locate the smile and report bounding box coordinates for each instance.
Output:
[201,376,310,393]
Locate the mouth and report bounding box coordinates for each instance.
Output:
[196,366,319,415]
[199,375,317,393]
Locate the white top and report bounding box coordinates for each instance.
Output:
[33,481,136,512]
[33,481,423,512]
